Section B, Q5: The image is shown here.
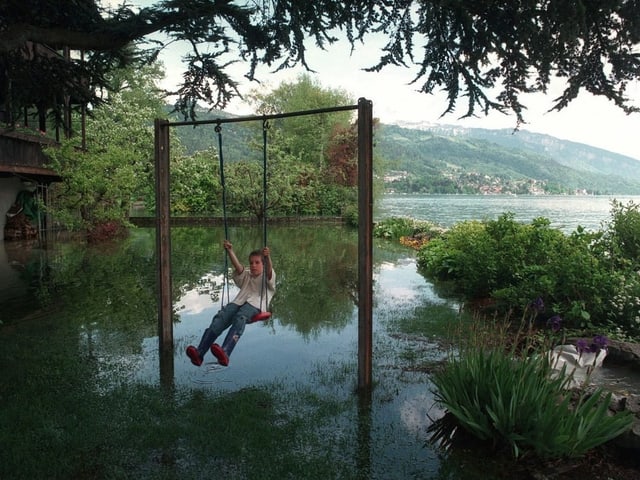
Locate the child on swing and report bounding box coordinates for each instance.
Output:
[186,239,275,367]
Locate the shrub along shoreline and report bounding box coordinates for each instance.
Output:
[375,201,640,464]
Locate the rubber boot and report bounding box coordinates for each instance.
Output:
[211,343,229,366]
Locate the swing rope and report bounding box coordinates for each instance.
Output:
[215,119,271,323]
[215,122,231,309]
[262,118,268,248]
[252,118,271,321]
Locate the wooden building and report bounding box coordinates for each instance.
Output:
[0,42,85,241]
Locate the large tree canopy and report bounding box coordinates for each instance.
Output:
[1,0,639,123]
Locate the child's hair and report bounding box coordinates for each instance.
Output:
[249,250,263,260]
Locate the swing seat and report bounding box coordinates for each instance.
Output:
[250,311,271,323]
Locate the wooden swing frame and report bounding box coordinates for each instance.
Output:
[154,98,374,391]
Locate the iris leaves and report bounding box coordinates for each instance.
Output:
[432,347,633,459]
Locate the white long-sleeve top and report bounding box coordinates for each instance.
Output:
[231,268,276,311]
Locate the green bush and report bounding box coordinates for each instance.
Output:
[342,204,359,227]
[432,344,633,459]
[417,210,639,334]
[607,267,640,334]
[604,199,640,268]
[489,221,614,329]
[418,220,496,298]
[318,184,357,217]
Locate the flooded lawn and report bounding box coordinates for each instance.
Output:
[0,225,511,479]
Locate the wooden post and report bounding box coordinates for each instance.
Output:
[357,98,373,392]
[154,119,173,353]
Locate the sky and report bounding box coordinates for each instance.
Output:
[118,1,640,160]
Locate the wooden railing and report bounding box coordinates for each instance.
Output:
[0,129,60,180]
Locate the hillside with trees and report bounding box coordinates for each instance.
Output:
[376,124,640,195]
[174,117,640,196]
[429,125,640,179]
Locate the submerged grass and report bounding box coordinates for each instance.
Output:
[385,302,472,372]
[1,371,360,479]
[387,302,474,343]
[0,319,364,480]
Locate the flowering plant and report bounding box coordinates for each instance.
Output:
[525,297,563,333]
[576,335,608,354]
[547,315,562,333]
[432,329,632,459]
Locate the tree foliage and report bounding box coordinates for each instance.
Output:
[45,63,167,232]
[165,75,363,220]
[2,0,639,124]
[248,74,355,167]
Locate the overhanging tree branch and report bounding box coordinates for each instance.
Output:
[1,0,639,122]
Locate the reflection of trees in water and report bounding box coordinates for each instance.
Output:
[64,233,159,354]
[6,224,362,345]
[4,229,159,353]
[171,224,360,339]
[270,225,359,338]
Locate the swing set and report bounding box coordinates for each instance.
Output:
[154,98,374,391]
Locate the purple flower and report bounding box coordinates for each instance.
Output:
[575,335,608,354]
[546,315,562,332]
[591,335,608,353]
[576,339,589,354]
[530,297,545,313]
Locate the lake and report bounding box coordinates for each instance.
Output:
[377,193,640,232]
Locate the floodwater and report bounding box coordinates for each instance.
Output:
[0,224,462,479]
[3,195,640,478]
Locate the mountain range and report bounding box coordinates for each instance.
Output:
[377,122,640,194]
[171,107,640,194]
